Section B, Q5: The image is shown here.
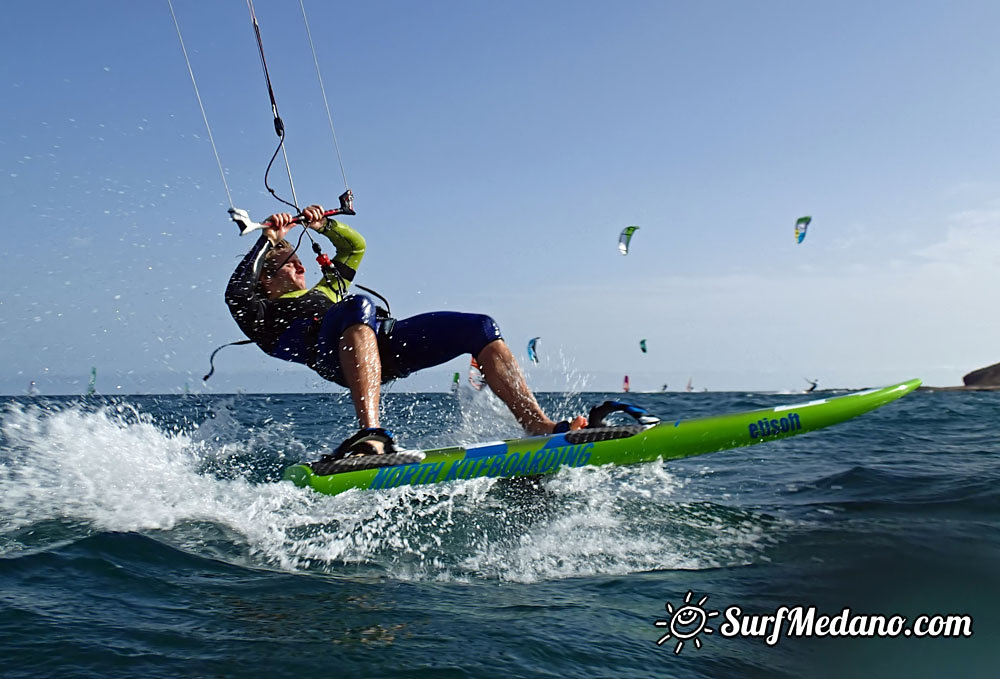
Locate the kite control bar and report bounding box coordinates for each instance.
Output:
[228,190,356,236]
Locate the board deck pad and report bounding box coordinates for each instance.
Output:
[283,379,922,496]
[309,450,426,476]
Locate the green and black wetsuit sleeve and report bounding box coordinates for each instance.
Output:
[312,219,366,302]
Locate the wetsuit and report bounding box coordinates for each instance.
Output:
[225,218,501,387]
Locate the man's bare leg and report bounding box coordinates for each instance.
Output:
[476,339,585,435]
[339,323,385,452]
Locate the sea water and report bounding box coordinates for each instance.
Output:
[0,388,997,678]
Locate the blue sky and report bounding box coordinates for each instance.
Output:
[3,0,1000,394]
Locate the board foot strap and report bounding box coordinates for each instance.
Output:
[587,401,660,427]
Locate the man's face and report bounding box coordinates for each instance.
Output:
[263,253,306,294]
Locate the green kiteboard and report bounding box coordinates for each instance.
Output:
[283,378,921,497]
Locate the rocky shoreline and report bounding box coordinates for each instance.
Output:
[917,361,1000,391]
[918,384,1000,392]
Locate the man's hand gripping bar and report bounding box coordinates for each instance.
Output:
[228,190,356,236]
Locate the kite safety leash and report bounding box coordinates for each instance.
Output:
[231,0,362,291]
[246,0,301,212]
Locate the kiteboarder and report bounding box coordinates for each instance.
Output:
[805,378,819,393]
[225,204,586,455]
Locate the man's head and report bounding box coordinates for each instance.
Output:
[259,240,307,298]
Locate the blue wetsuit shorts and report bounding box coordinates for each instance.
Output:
[269,294,502,387]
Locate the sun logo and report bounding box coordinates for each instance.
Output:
[654,591,720,654]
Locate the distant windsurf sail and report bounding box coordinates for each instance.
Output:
[685,377,693,393]
[527,336,541,364]
[623,375,630,392]
[451,371,460,394]
[618,226,639,255]
[639,339,647,354]
[795,216,811,244]
[87,367,97,396]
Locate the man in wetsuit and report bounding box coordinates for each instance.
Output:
[225,204,584,456]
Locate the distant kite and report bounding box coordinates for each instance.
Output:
[795,216,811,244]
[527,336,541,364]
[639,339,647,354]
[618,226,639,255]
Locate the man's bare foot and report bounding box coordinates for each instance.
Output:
[527,415,588,436]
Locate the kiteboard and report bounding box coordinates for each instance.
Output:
[282,378,921,497]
